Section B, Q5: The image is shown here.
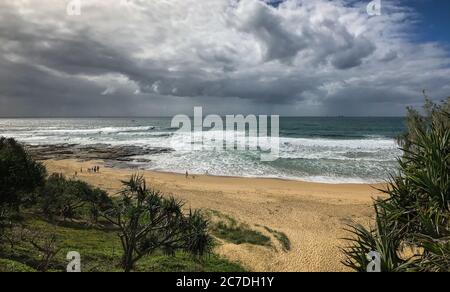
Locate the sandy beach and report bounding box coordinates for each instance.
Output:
[43,159,387,272]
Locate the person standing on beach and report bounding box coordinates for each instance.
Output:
[185,171,189,179]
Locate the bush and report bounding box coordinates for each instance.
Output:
[0,137,46,242]
[342,97,450,272]
[87,188,113,224]
[102,174,213,272]
[40,173,113,221]
[0,137,46,212]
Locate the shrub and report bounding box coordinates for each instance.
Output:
[0,137,46,212]
[0,137,46,242]
[342,97,450,272]
[40,173,113,221]
[102,174,213,272]
[87,188,113,224]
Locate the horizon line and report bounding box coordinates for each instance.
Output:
[0,115,407,119]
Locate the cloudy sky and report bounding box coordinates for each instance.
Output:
[1,0,449,117]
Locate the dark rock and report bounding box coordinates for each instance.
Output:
[26,143,173,163]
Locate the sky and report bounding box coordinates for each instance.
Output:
[0,0,449,117]
[402,0,450,44]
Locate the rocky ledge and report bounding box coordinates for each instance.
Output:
[26,144,173,164]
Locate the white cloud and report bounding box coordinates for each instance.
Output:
[0,0,449,116]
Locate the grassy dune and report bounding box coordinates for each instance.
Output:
[0,214,245,272]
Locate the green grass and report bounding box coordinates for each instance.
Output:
[211,222,272,247]
[203,210,271,247]
[0,215,245,272]
[0,259,37,272]
[264,227,291,252]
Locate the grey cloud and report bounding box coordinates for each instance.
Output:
[232,1,310,63]
[331,37,376,69]
[379,50,398,63]
[0,0,449,117]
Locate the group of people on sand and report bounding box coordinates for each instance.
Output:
[87,166,100,173]
[78,166,100,174]
[74,166,101,177]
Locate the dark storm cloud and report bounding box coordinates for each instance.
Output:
[232,0,311,63]
[0,0,449,117]
[330,37,376,70]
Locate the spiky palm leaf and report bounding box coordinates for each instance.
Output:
[342,98,450,272]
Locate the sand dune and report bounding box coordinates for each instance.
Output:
[44,159,386,272]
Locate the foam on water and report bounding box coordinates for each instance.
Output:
[0,118,404,183]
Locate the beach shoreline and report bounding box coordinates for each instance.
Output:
[43,158,386,272]
[24,142,392,185]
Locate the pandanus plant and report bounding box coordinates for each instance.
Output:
[102,174,212,272]
[342,97,450,272]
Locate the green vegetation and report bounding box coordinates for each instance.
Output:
[342,97,450,272]
[0,139,245,272]
[40,173,113,222]
[0,216,244,272]
[211,222,271,246]
[204,210,291,250]
[0,258,37,272]
[204,210,271,247]
[264,226,291,252]
[0,137,46,214]
[103,174,212,272]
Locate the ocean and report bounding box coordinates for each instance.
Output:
[0,117,405,183]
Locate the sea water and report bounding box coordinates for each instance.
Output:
[0,117,405,183]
